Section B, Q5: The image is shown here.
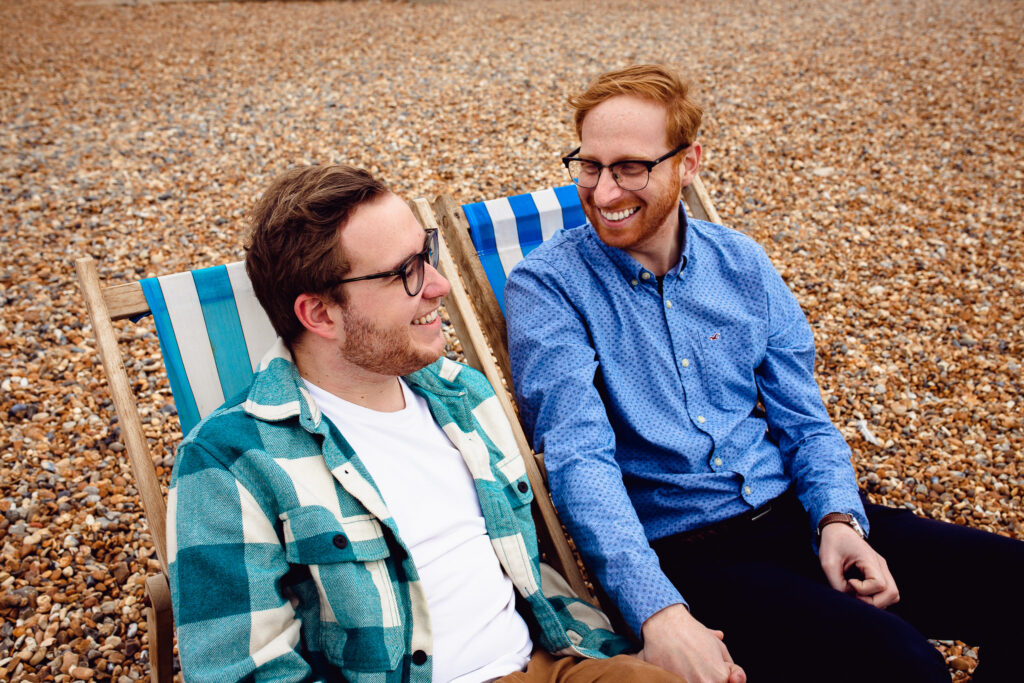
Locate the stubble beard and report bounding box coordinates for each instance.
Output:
[584,171,683,252]
[338,305,442,377]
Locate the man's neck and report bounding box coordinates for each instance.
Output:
[627,206,685,276]
[292,340,406,412]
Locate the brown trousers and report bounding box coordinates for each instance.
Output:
[495,650,686,683]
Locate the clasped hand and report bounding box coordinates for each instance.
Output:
[638,604,746,683]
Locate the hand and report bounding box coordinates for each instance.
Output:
[638,604,747,683]
[819,522,900,608]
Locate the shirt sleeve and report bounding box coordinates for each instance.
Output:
[506,257,685,638]
[168,439,318,683]
[753,246,869,537]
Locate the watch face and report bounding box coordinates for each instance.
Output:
[850,518,866,539]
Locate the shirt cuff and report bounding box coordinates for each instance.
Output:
[613,562,688,639]
[807,490,870,546]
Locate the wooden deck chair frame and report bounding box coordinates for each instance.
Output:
[409,200,599,605]
[76,257,176,683]
[420,178,721,615]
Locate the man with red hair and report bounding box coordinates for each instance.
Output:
[507,64,1024,683]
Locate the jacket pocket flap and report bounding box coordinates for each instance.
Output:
[281,505,389,564]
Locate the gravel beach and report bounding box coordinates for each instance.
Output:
[2,0,1022,680]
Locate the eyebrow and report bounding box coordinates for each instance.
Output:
[578,153,655,164]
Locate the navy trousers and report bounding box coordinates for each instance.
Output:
[651,490,1024,682]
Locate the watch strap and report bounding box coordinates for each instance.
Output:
[817,512,865,538]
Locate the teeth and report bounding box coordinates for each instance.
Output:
[413,310,438,325]
[600,206,639,222]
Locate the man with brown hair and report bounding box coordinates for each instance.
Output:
[506,64,1024,683]
[166,164,685,682]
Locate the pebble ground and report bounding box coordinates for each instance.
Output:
[2,0,1022,680]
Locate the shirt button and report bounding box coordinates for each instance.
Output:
[332,534,348,549]
[517,481,529,493]
[744,485,752,495]
[665,300,673,309]
[641,272,651,280]
[412,650,428,665]
[714,457,723,466]
[697,415,706,423]
[630,279,638,286]
[681,358,690,368]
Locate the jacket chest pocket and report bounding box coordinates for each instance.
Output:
[696,327,760,409]
[281,505,404,672]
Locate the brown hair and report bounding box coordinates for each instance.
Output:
[569,64,704,148]
[245,164,388,346]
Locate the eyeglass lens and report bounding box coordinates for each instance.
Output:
[566,160,652,191]
[404,230,439,296]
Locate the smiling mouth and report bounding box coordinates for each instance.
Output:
[412,309,439,325]
[599,206,640,222]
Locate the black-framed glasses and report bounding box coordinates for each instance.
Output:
[327,229,439,297]
[562,143,690,191]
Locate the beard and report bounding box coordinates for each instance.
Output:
[337,304,442,377]
[583,168,683,253]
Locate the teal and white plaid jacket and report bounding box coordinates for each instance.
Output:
[167,340,630,682]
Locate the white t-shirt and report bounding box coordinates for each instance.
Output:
[304,378,533,683]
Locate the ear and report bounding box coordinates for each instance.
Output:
[678,142,702,188]
[293,292,341,341]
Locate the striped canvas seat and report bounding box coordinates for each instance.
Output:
[461,185,586,313]
[140,262,277,436]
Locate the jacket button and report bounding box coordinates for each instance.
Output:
[412,650,427,665]
[332,534,348,549]
[517,481,529,493]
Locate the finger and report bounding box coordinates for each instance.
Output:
[847,554,888,593]
[847,575,885,597]
[871,581,900,608]
[729,663,748,683]
[710,628,725,641]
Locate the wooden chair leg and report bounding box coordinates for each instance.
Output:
[145,573,174,683]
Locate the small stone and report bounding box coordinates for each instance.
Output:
[948,657,972,672]
[70,665,96,679]
[61,652,78,673]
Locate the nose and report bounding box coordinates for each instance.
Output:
[592,166,625,206]
[421,261,450,299]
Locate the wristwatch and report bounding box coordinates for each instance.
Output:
[817,512,866,539]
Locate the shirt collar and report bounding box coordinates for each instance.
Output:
[244,339,323,432]
[586,202,691,285]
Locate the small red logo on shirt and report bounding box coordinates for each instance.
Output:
[709,332,720,340]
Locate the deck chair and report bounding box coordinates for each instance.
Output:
[75,198,603,681]
[76,257,278,682]
[425,178,722,617]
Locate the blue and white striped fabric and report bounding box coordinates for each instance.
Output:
[462,185,585,314]
[140,261,277,436]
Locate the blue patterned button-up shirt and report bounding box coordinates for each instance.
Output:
[505,204,867,637]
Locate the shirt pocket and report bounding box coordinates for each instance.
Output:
[697,328,759,409]
[280,505,404,673]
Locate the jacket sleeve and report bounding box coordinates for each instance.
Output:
[505,257,685,638]
[168,439,320,682]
